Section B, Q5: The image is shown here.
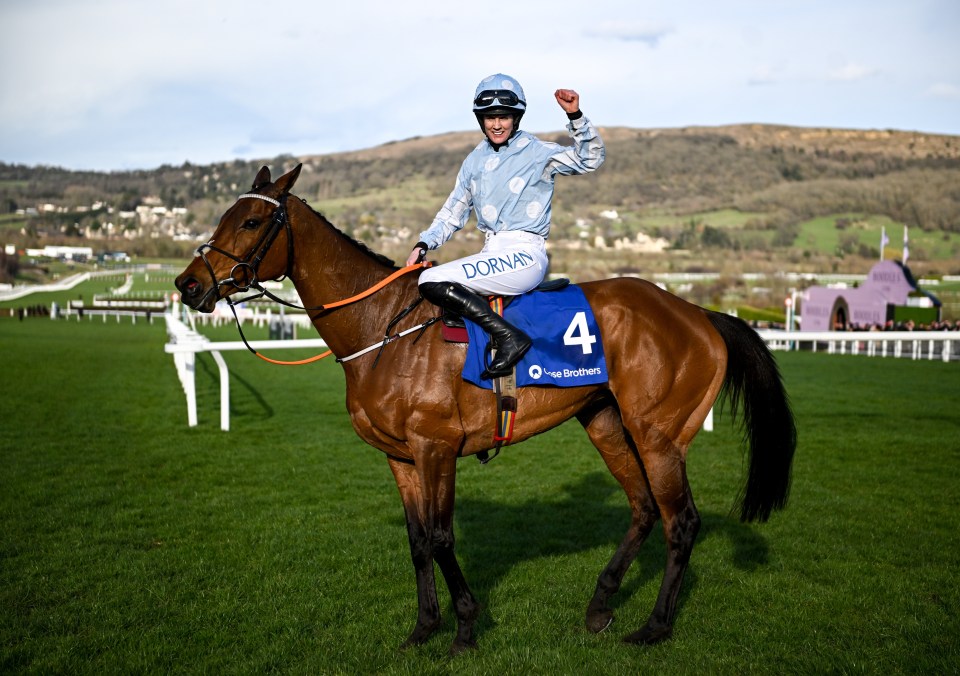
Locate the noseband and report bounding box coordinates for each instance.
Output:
[194,192,294,302]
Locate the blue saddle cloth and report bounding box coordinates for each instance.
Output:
[462,285,609,390]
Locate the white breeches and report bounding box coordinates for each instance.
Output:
[418,230,548,296]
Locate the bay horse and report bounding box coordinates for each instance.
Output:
[174,164,796,654]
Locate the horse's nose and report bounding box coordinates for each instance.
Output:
[176,275,203,299]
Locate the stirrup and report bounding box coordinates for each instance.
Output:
[480,340,531,379]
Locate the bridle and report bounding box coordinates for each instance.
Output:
[192,190,435,365]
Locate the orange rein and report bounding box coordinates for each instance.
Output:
[251,262,430,366]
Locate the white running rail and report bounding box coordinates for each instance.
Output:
[165,316,955,431]
[164,312,327,431]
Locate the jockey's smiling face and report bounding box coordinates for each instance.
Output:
[482,115,515,145]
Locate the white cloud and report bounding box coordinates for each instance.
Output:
[1,0,958,170]
[826,62,879,82]
[926,83,960,100]
[748,64,786,86]
[583,21,673,47]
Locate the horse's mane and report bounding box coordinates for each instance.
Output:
[299,197,399,270]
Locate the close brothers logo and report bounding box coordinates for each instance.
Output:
[528,364,603,381]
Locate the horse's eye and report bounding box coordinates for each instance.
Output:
[241,218,260,230]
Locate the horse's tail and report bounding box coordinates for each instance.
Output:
[706,311,797,523]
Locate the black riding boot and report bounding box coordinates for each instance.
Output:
[420,281,532,379]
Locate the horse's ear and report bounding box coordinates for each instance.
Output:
[274,163,303,195]
[252,166,272,191]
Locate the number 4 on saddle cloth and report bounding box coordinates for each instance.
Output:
[443,281,610,390]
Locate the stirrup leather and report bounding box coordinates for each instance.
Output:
[477,297,518,464]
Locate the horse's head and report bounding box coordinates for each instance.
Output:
[175,163,302,312]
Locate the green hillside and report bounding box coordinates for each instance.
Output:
[2,124,959,299]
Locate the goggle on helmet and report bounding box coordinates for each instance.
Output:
[473,73,527,118]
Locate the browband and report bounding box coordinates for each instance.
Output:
[238,193,281,207]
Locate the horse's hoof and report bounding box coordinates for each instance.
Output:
[400,621,441,651]
[586,610,614,633]
[622,623,672,645]
[449,639,478,656]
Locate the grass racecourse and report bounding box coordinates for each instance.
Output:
[1,316,959,674]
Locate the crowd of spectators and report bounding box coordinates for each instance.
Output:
[3,305,50,320]
[839,319,958,331]
[747,318,958,331]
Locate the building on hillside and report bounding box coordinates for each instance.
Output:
[24,245,94,262]
[98,251,131,263]
[799,259,941,330]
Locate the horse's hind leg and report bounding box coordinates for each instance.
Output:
[621,423,702,645]
[577,400,660,634]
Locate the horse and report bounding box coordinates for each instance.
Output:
[174,163,796,655]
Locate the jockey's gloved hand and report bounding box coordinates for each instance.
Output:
[406,242,428,266]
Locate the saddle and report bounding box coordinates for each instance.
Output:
[440,278,570,343]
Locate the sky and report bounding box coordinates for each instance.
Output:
[1,0,958,172]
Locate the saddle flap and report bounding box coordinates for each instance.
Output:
[441,323,469,343]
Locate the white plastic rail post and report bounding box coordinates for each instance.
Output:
[210,350,230,431]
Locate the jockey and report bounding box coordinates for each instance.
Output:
[406,73,605,379]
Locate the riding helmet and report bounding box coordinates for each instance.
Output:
[473,73,526,127]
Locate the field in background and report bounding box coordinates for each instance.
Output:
[2,317,958,672]
[6,258,960,328]
[0,270,181,312]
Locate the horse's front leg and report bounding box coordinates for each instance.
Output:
[427,456,480,655]
[388,456,442,648]
[388,449,480,655]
